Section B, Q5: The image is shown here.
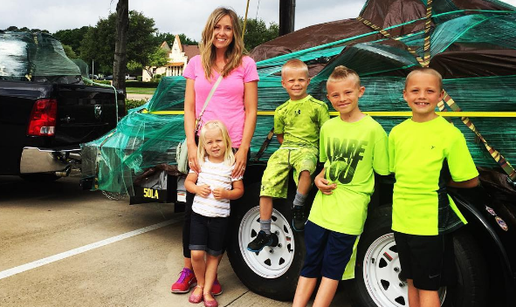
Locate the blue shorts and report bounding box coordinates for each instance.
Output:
[300,220,357,280]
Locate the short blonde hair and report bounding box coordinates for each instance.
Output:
[197,120,235,166]
[327,65,361,87]
[199,7,246,80]
[281,59,309,78]
[405,67,443,90]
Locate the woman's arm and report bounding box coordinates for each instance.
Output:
[184,78,200,173]
[233,81,258,177]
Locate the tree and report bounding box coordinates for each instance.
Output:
[126,46,168,79]
[62,44,78,59]
[53,26,91,57]
[142,47,169,79]
[113,0,128,93]
[2,26,49,33]
[241,18,279,51]
[178,33,198,45]
[79,10,157,75]
[154,32,175,46]
[79,16,117,74]
[154,32,198,47]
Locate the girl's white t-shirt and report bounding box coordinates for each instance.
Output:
[191,158,242,217]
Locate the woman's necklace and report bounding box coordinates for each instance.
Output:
[214,60,226,74]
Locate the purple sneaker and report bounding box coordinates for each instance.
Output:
[171,268,197,294]
[211,277,223,296]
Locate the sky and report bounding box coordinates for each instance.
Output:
[1,0,516,42]
[0,0,365,40]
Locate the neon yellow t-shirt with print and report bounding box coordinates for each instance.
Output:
[389,116,479,236]
[308,115,390,235]
[275,95,330,148]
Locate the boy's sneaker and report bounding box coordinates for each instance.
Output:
[211,278,223,296]
[171,267,197,294]
[247,230,279,252]
[292,205,306,232]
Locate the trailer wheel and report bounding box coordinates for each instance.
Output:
[351,206,487,307]
[227,182,305,301]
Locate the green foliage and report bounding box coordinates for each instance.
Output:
[241,18,279,51]
[126,99,148,110]
[154,32,198,46]
[151,74,163,83]
[62,44,78,59]
[178,33,198,45]
[140,47,169,79]
[154,32,175,46]
[2,26,50,33]
[53,26,90,56]
[79,10,157,75]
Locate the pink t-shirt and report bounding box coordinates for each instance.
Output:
[183,55,259,148]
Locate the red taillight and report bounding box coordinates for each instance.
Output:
[27,99,57,136]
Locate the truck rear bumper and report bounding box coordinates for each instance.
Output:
[20,146,81,175]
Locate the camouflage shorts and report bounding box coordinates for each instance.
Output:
[260,147,318,199]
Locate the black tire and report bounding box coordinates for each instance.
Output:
[350,206,488,307]
[227,181,306,301]
[442,230,488,307]
[20,173,61,182]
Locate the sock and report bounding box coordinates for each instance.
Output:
[293,190,307,207]
[260,219,271,235]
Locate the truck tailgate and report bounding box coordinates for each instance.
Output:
[53,84,125,146]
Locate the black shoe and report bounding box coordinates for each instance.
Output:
[247,230,278,252]
[292,205,306,232]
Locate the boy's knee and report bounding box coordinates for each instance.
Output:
[299,170,311,180]
[260,196,273,207]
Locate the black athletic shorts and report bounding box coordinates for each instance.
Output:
[394,231,456,291]
[189,211,229,256]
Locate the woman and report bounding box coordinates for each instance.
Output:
[171,6,259,301]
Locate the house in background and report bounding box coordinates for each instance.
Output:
[142,34,199,81]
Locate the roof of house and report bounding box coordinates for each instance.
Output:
[183,45,200,60]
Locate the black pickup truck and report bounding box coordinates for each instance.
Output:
[0,31,124,180]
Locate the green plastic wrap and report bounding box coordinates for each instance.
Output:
[82,1,516,194]
[0,31,81,80]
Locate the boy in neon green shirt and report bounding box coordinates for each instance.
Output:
[247,59,330,252]
[293,66,389,307]
[389,68,479,307]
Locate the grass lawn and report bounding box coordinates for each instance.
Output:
[126,87,156,95]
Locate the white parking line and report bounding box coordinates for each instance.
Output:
[0,217,182,280]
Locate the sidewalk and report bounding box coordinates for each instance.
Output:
[126,93,153,100]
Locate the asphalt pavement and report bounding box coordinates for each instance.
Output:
[0,175,351,307]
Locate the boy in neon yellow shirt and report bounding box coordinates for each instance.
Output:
[247,59,330,252]
[389,68,479,307]
[293,66,389,307]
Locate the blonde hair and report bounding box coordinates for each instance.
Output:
[327,65,361,87]
[405,67,443,90]
[199,7,247,80]
[197,120,235,166]
[281,59,309,78]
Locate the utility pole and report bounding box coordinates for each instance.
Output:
[279,0,296,36]
[113,0,128,95]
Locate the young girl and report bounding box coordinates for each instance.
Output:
[184,120,244,307]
